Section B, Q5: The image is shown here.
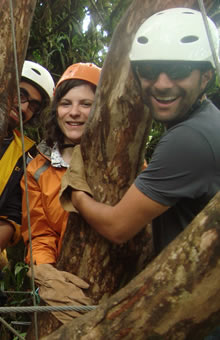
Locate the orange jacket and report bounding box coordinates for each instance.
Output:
[21,144,68,265]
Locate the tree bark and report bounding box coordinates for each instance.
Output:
[42,191,220,340]
[27,0,218,338]
[0,0,37,142]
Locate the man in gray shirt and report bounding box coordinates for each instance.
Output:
[61,8,220,255]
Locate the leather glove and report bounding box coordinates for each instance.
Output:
[60,145,93,213]
[27,264,92,324]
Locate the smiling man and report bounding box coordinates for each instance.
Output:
[0,60,54,254]
[60,8,220,256]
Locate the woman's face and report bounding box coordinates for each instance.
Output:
[57,84,95,144]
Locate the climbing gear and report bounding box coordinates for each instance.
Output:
[55,62,101,92]
[130,8,219,69]
[22,60,55,100]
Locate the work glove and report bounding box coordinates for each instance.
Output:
[60,145,93,213]
[27,264,92,324]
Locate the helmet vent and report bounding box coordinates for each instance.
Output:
[182,11,194,14]
[137,36,148,44]
[31,67,41,76]
[181,35,199,43]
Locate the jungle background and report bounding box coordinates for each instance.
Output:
[17,0,220,161]
[24,0,220,160]
[1,0,220,339]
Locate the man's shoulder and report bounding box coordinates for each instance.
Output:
[166,100,220,139]
[186,100,220,126]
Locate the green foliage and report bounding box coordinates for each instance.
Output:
[13,333,26,340]
[0,261,31,306]
[27,0,133,82]
[145,121,165,162]
[0,262,32,339]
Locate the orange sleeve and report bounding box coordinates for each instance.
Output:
[21,160,58,265]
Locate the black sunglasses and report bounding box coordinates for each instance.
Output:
[20,88,42,114]
[136,62,199,81]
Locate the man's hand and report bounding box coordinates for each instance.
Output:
[0,220,14,251]
[60,145,92,212]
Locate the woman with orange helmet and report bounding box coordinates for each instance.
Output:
[21,62,101,265]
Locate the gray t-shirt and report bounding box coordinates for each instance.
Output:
[135,100,220,255]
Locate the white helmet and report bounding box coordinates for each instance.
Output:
[22,60,55,100]
[129,8,219,68]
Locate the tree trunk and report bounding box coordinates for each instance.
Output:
[0,0,37,142]
[42,191,220,340]
[27,0,218,338]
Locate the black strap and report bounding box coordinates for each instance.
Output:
[62,144,76,149]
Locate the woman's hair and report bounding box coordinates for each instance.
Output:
[44,78,96,150]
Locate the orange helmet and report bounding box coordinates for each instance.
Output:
[55,62,101,93]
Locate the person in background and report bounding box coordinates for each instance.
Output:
[60,8,220,255]
[21,62,101,265]
[0,60,54,257]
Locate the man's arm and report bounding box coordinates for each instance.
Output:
[71,183,169,244]
[0,220,14,251]
[0,183,22,249]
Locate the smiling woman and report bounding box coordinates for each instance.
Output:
[20,62,101,265]
[57,84,95,153]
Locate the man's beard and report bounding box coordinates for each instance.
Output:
[8,106,22,131]
[141,87,190,126]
